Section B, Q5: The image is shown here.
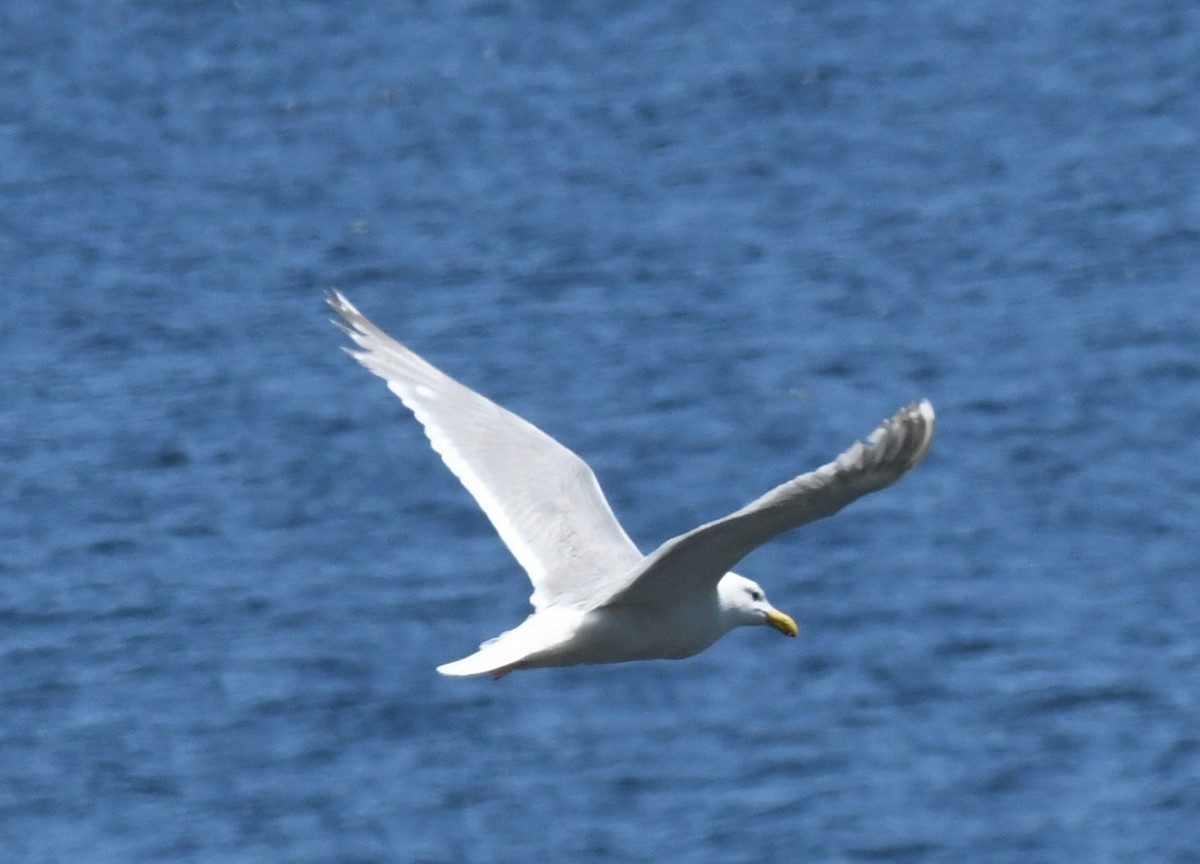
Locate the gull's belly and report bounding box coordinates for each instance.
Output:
[546,600,726,666]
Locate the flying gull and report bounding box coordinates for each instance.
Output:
[329,291,934,678]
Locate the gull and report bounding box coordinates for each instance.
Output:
[329,291,935,678]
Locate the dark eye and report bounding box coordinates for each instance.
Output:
[749,589,763,602]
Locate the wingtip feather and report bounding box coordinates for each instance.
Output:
[906,398,936,467]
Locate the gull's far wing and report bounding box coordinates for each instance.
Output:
[603,400,935,608]
[329,291,642,609]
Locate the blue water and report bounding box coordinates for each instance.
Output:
[3,1,1198,861]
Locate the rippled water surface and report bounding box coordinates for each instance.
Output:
[3,2,1199,862]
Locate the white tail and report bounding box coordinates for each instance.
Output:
[436,645,522,678]
[435,611,580,678]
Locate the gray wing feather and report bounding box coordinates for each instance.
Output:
[329,291,642,610]
[604,400,935,607]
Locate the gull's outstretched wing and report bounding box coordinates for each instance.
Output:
[604,400,935,608]
[329,291,642,609]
